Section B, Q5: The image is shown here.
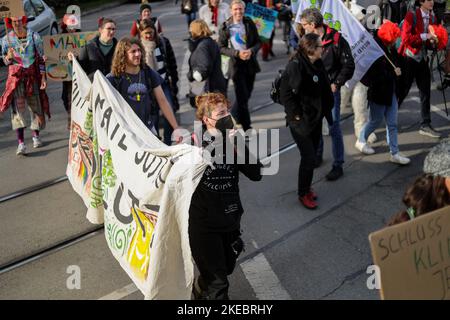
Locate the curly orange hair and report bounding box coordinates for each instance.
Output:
[195,92,231,120]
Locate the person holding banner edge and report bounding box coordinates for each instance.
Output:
[0,15,50,156]
[106,37,181,142]
[299,8,355,181]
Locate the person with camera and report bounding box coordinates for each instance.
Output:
[279,33,334,210]
[189,92,262,299]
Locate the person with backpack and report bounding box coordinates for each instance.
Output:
[106,37,179,138]
[0,15,50,155]
[130,3,162,38]
[299,8,355,181]
[178,0,199,30]
[279,33,334,210]
[397,0,442,138]
[356,20,411,165]
[139,19,180,145]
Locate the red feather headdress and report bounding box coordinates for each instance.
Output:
[377,20,401,46]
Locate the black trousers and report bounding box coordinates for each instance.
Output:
[231,69,256,131]
[189,228,241,300]
[397,57,431,126]
[389,1,402,24]
[289,123,321,197]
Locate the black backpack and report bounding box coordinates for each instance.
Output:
[270,58,299,105]
[270,69,285,105]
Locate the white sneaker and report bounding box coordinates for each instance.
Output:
[355,140,375,155]
[32,136,43,148]
[16,143,26,155]
[390,153,411,165]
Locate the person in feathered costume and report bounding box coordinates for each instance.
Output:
[0,16,50,156]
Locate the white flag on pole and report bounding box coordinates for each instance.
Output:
[294,0,320,23]
[320,0,384,89]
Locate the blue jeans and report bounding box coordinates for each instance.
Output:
[317,91,344,168]
[359,95,399,155]
[186,12,196,28]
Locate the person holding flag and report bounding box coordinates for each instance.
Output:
[356,20,411,165]
[299,8,355,181]
[0,15,50,155]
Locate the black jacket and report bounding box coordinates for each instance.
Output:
[159,36,179,93]
[218,16,261,79]
[279,53,334,136]
[189,133,262,232]
[188,36,227,94]
[79,36,117,80]
[360,34,402,106]
[321,25,355,88]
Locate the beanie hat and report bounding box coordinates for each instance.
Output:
[423,140,450,178]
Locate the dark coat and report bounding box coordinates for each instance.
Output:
[320,25,355,89]
[188,36,227,94]
[361,34,402,106]
[78,36,117,80]
[279,52,334,136]
[218,16,261,79]
[189,133,262,232]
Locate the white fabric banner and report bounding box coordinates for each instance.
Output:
[294,0,320,23]
[67,59,208,299]
[320,0,384,88]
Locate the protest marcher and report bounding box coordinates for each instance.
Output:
[257,0,277,61]
[189,92,262,299]
[219,0,261,131]
[78,18,117,81]
[288,22,304,50]
[130,3,162,38]
[106,37,180,139]
[433,0,446,24]
[0,16,50,155]
[198,0,230,41]
[61,21,81,130]
[397,0,442,138]
[279,33,334,210]
[188,20,227,107]
[139,19,180,145]
[356,21,411,165]
[387,140,450,226]
[299,8,355,180]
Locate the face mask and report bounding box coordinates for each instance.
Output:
[214,114,234,134]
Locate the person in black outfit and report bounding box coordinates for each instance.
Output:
[218,0,261,131]
[78,18,118,80]
[188,19,227,107]
[279,33,334,210]
[189,92,262,299]
[299,8,355,181]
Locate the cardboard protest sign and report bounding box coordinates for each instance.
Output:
[43,31,97,81]
[369,205,450,300]
[245,3,278,42]
[0,0,25,19]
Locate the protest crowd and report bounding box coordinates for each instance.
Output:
[1,0,450,300]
